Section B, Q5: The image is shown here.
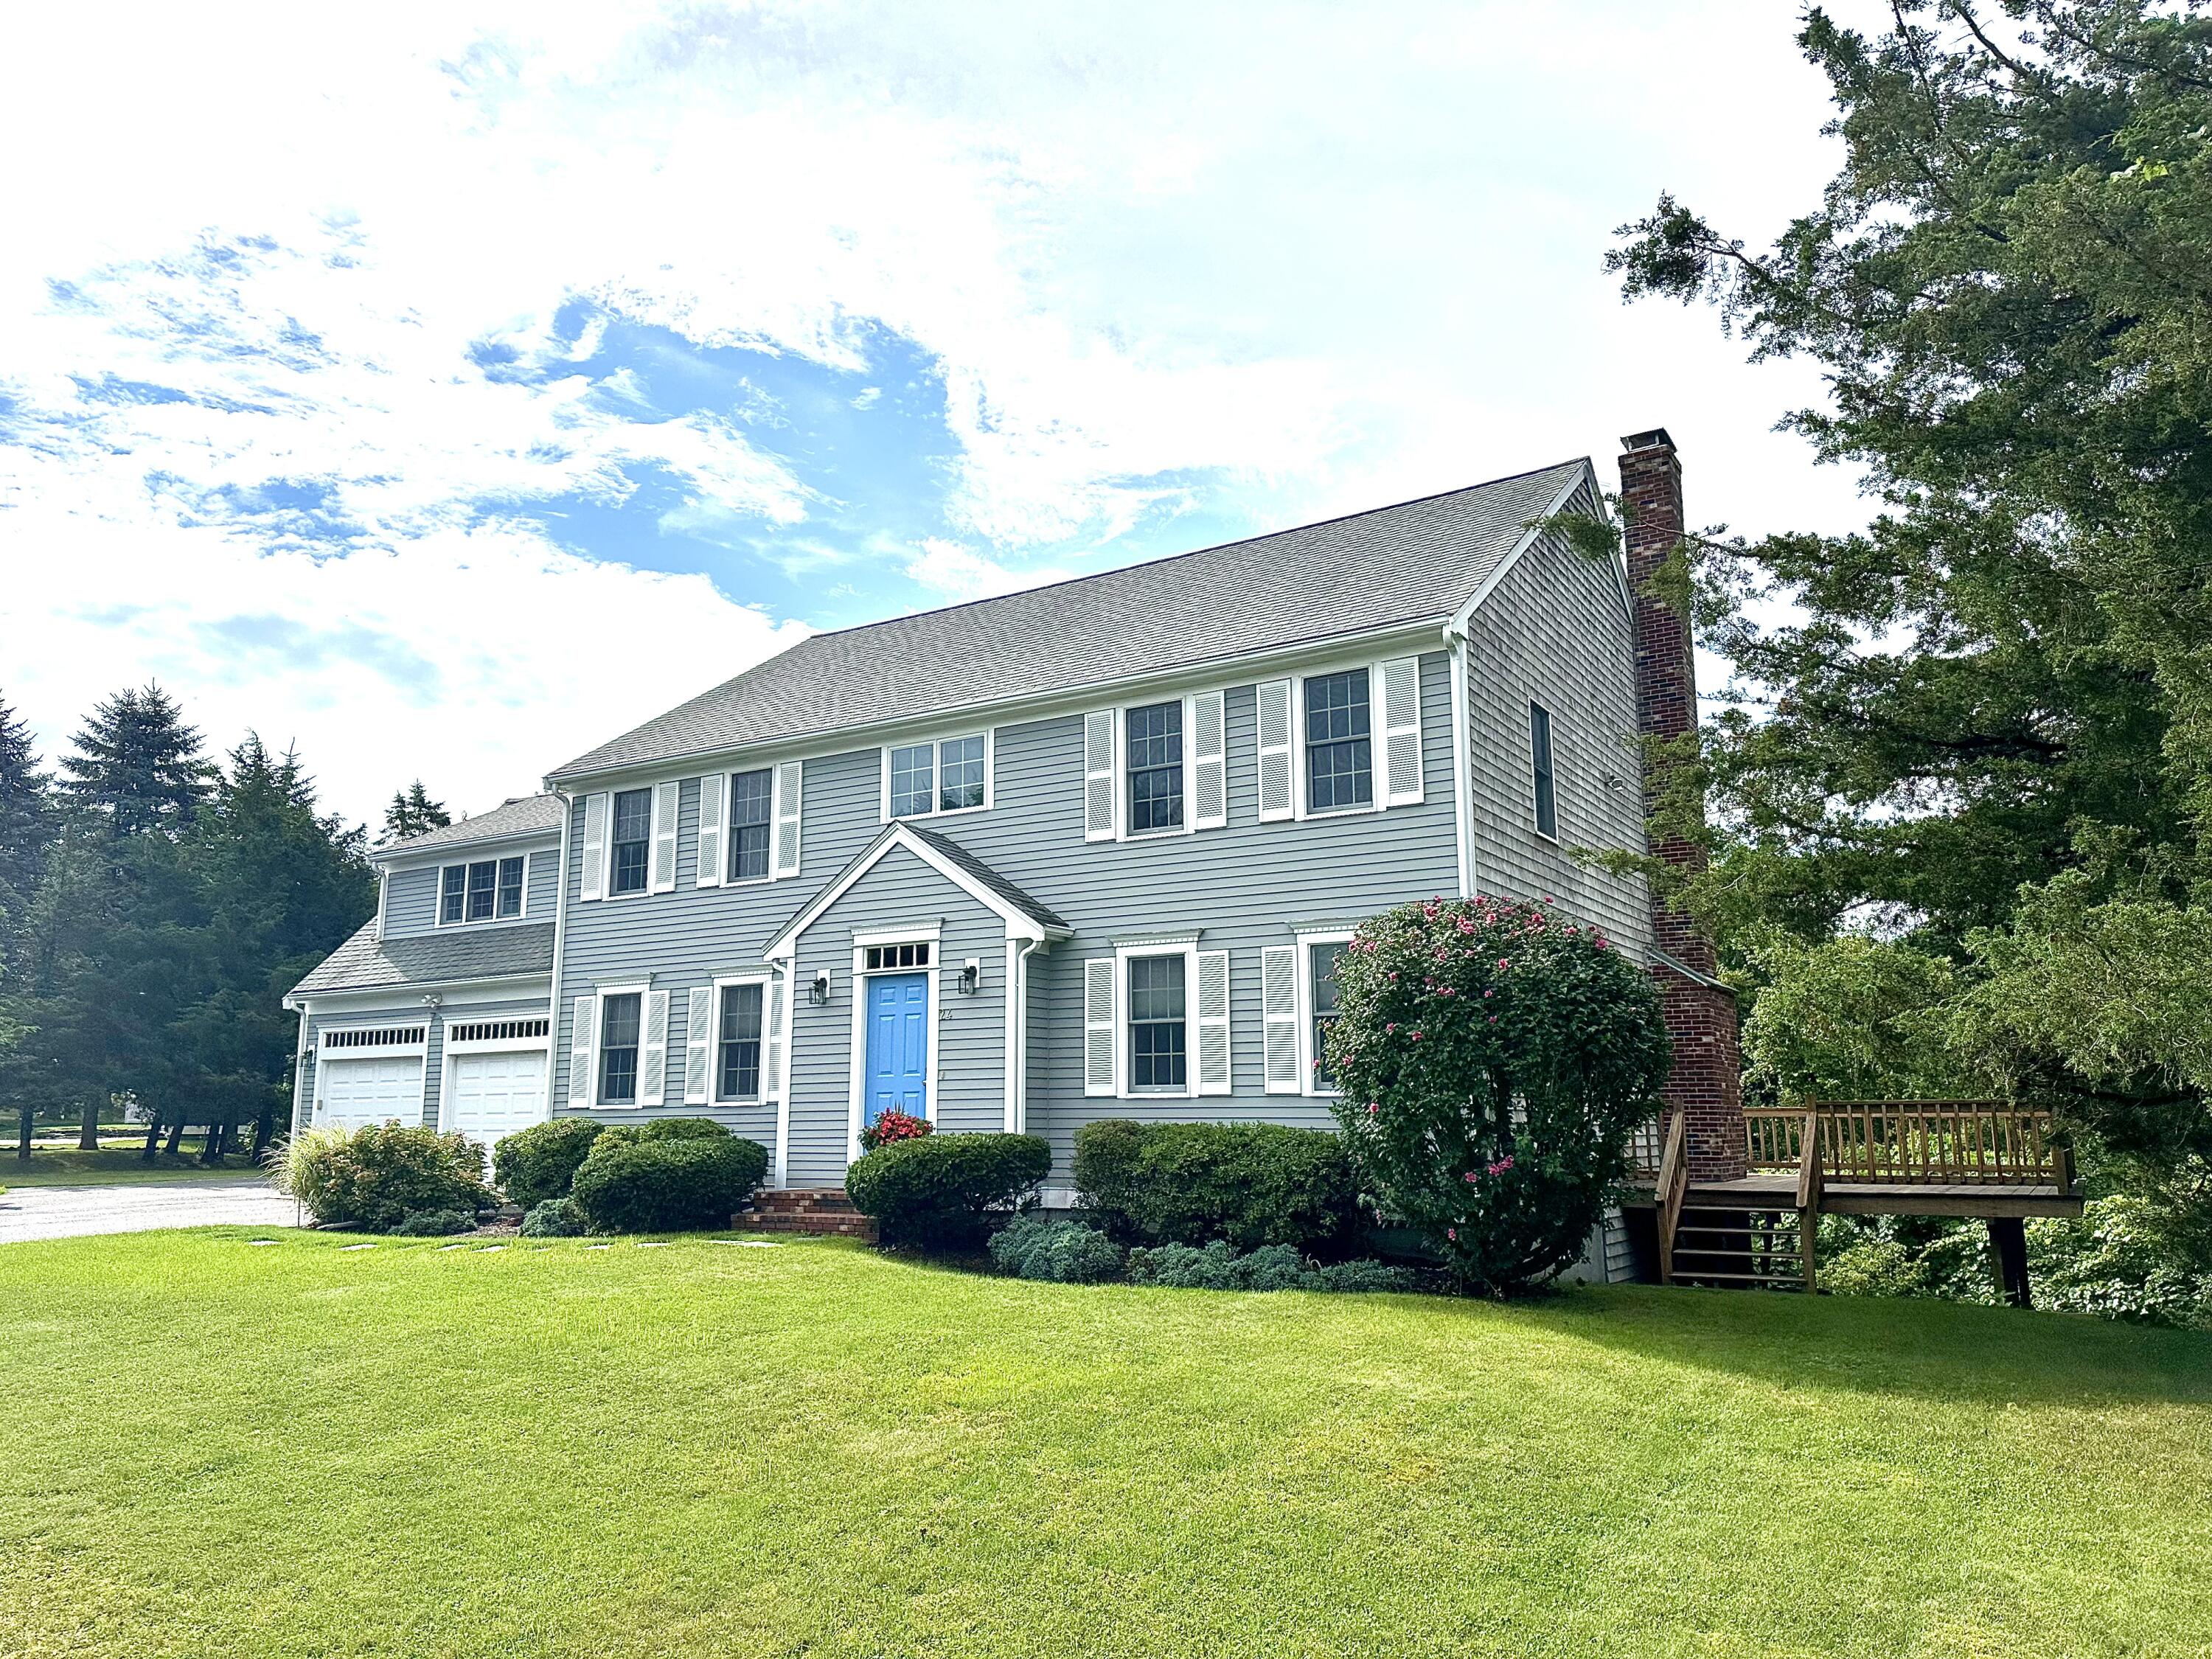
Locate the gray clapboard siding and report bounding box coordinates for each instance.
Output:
[1462,495,1652,956]
[381,844,561,939]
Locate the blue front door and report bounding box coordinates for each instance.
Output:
[864,973,929,1125]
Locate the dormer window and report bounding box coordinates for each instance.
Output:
[439,855,526,924]
[883,734,991,820]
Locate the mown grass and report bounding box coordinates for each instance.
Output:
[2,1230,2208,1659]
[0,1148,260,1186]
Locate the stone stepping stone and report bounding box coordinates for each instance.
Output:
[340,1243,375,1252]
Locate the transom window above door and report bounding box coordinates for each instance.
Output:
[886,734,990,818]
[864,942,931,970]
[439,855,526,924]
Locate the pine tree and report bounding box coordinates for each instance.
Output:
[380,780,452,844]
[0,692,52,929]
[59,684,213,840]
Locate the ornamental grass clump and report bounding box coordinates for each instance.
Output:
[1325,894,1670,1295]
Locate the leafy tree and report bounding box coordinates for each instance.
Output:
[59,684,212,841]
[380,781,451,845]
[1604,2,2212,951]
[1325,897,1671,1295]
[1736,928,1965,1108]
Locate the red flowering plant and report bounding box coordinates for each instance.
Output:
[1323,894,1670,1295]
[860,1110,933,1153]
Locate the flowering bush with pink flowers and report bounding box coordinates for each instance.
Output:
[860,1109,933,1152]
[1324,894,1670,1295]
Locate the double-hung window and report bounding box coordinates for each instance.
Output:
[717,982,764,1101]
[1127,954,1187,1091]
[1126,701,1183,835]
[728,768,773,881]
[609,789,651,895]
[886,734,989,818]
[1310,941,1346,1091]
[599,991,641,1105]
[1530,702,1557,840]
[440,855,526,924]
[1305,669,1373,812]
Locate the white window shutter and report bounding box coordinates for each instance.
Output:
[640,988,670,1107]
[1083,957,1116,1096]
[578,793,608,902]
[764,977,785,1099]
[1256,681,1293,821]
[1261,945,1299,1093]
[1082,709,1116,841]
[695,773,725,888]
[568,995,596,1104]
[684,987,713,1105]
[773,761,803,879]
[1196,949,1231,1096]
[1192,690,1227,830]
[1379,655,1425,807]
[650,780,681,893]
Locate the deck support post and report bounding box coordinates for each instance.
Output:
[1987,1216,2032,1309]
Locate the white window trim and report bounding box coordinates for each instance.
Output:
[1292,925,1356,1099]
[1529,698,1561,846]
[721,766,780,886]
[880,730,995,824]
[709,973,774,1106]
[591,981,651,1108]
[604,787,656,902]
[1113,697,1199,843]
[845,937,943,1164]
[1295,663,1397,821]
[1113,932,1203,1100]
[431,852,532,928]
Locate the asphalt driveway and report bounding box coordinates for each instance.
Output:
[0,1180,302,1243]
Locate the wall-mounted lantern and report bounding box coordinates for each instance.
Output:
[958,959,981,996]
[809,970,832,1006]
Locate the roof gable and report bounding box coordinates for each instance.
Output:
[762,822,1070,960]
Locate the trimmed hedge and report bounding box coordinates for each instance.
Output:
[1071,1119,1362,1253]
[493,1119,604,1208]
[844,1132,1051,1251]
[569,1122,771,1234]
[1125,1239,1415,1293]
[987,1214,1126,1283]
[279,1122,491,1234]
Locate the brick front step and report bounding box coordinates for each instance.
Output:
[736,1188,877,1242]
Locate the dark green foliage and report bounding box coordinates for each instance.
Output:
[0,692,52,951]
[1328,897,1669,1295]
[58,683,212,840]
[520,1197,585,1238]
[493,1119,605,1208]
[844,1133,1051,1251]
[1070,1119,1361,1253]
[1124,1239,1415,1293]
[987,1214,1125,1283]
[568,1127,770,1234]
[1306,1258,1416,1294]
[291,1123,491,1234]
[380,782,451,846]
[392,1208,475,1237]
[594,1116,733,1150]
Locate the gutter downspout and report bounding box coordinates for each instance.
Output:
[1009,937,1045,1135]
[542,792,576,1124]
[1444,619,1476,898]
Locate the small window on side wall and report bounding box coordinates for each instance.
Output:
[1530,702,1558,840]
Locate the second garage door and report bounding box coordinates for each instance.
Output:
[446,1048,547,1158]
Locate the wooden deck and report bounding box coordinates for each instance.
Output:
[1628,1173,2084,1220]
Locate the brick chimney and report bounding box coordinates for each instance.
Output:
[1618,429,1745,1180]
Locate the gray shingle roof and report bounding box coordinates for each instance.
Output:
[376,793,565,859]
[288,921,555,998]
[550,459,1590,780]
[902,824,1069,933]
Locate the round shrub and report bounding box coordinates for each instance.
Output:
[860,1107,931,1152]
[493,1119,604,1208]
[988,1214,1126,1283]
[1327,895,1670,1295]
[1071,1119,1362,1253]
[594,1116,734,1152]
[520,1196,586,1238]
[392,1208,475,1237]
[277,1121,491,1233]
[1124,1240,1414,1293]
[844,1132,1051,1251]
[569,1130,771,1234]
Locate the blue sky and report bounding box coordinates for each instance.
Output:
[0,1,1891,824]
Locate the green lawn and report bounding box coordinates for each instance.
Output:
[3,1233,2208,1659]
[0,1148,262,1186]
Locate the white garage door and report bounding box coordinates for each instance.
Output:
[317,1055,424,1130]
[447,1048,547,1157]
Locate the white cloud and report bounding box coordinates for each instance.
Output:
[0,0,1893,820]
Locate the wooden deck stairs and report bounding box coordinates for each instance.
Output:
[1638,1102,2081,1303]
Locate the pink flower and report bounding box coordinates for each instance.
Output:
[1482,989,1493,999]
[1385,1023,1397,1033]
[1498,958,1512,970]
[1446,1227,1457,1241]
[1488,1156,1515,1176]
[1464,1170,1479,1183]
[1409,1030,1422,1041]
[1367,1102,1378,1116]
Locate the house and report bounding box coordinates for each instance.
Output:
[285,430,1746,1232]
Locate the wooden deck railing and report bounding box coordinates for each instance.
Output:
[1745,1101,2073,1187]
